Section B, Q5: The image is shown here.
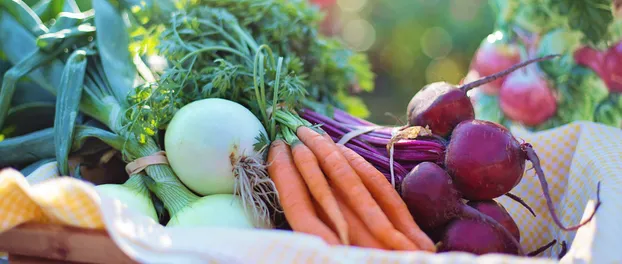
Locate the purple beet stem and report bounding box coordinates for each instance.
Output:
[302,109,445,149]
[304,108,447,187]
[344,143,409,176]
[333,108,376,126]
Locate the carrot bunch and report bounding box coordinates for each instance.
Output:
[267,110,435,252]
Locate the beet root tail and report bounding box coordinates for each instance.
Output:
[527,239,557,257]
[522,143,603,231]
[459,54,561,93]
[558,241,568,259]
[505,192,537,217]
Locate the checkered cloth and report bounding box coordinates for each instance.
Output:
[0,121,620,263]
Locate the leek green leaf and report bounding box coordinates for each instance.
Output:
[0,124,124,168]
[5,102,55,137]
[0,128,55,167]
[0,48,66,130]
[93,0,136,105]
[0,0,48,36]
[54,49,87,175]
[37,23,96,52]
[32,0,65,22]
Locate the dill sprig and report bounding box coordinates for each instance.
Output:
[125,0,374,146]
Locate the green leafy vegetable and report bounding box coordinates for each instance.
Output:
[536,28,582,78]
[0,123,126,168]
[0,128,55,167]
[93,0,137,106]
[5,102,55,137]
[125,0,375,142]
[37,10,96,51]
[0,47,69,129]
[0,0,376,226]
[595,93,622,127]
[472,92,504,124]
[54,49,88,175]
[553,67,609,122]
[0,0,49,36]
[493,0,615,45]
[547,0,614,45]
[476,0,620,130]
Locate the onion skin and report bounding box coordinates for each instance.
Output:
[96,183,158,222]
[167,194,261,228]
[164,98,267,196]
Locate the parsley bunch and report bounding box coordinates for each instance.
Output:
[124,0,374,144]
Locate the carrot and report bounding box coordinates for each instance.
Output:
[313,200,336,230]
[267,139,341,245]
[291,140,349,245]
[332,188,390,250]
[295,126,419,251]
[337,144,436,252]
[313,193,388,250]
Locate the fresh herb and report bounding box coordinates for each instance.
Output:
[125,0,374,143]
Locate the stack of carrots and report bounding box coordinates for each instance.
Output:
[267,110,435,252]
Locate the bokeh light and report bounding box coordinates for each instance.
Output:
[487,30,505,43]
[450,0,483,22]
[425,58,463,84]
[337,0,368,13]
[421,27,453,59]
[379,44,415,76]
[324,0,495,123]
[342,19,376,51]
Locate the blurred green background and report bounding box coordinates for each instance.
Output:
[319,0,495,125]
[16,0,497,126]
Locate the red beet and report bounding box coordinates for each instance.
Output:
[574,41,622,93]
[406,83,476,138]
[467,200,521,242]
[423,224,447,244]
[601,42,622,93]
[406,55,558,138]
[470,33,521,94]
[438,217,520,255]
[401,162,462,229]
[445,119,602,231]
[445,120,525,200]
[499,67,557,126]
[400,162,525,256]
[574,47,606,80]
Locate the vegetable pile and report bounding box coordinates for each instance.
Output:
[0,0,604,258]
[466,0,622,130]
[300,56,602,256]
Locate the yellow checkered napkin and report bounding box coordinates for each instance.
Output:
[501,121,622,261]
[0,121,620,264]
[0,167,104,232]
